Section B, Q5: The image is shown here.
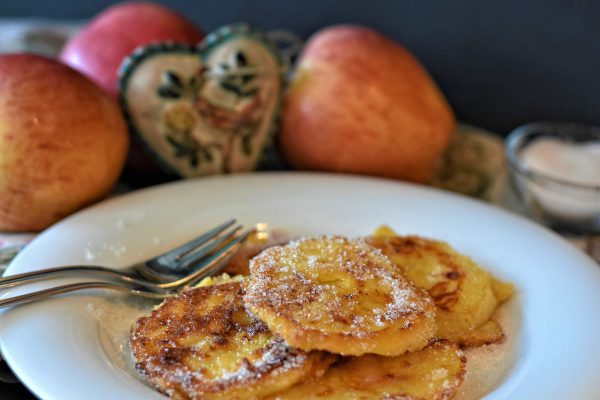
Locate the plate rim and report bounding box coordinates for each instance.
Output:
[2,171,600,400]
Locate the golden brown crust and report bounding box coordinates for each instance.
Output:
[267,340,466,400]
[222,230,292,276]
[244,236,436,356]
[130,281,333,400]
[366,232,502,342]
[452,319,505,348]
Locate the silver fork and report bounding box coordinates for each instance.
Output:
[0,220,249,308]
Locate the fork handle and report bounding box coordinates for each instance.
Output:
[0,266,133,289]
[0,281,169,309]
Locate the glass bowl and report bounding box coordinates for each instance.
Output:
[505,122,600,234]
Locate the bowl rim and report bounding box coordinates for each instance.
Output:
[505,121,600,191]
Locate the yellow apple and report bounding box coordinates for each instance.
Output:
[0,54,129,232]
[281,25,455,183]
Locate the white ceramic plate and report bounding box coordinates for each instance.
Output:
[1,173,599,400]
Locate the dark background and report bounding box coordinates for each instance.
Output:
[2,0,599,135]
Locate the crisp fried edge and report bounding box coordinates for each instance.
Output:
[267,339,467,400]
[366,231,513,342]
[245,277,437,357]
[130,282,336,400]
[197,352,337,400]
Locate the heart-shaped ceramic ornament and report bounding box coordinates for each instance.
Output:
[119,24,284,177]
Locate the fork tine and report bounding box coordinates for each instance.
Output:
[0,281,171,309]
[176,225,243,270]
[191,231,251,282]
[0,230,252,308]
[161,219,236,261]
[178,230,251,287]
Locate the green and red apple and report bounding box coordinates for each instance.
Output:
[0,55,129,232]
[281,25,455,183]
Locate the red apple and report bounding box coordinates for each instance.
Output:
[0,55,129,232]
[60,1,203,97]
[281,25,455,183]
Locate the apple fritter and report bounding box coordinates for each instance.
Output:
[130,281,333,400]
[453,319,504,348]
[244,236,437,356]
[196,272,244,287]
[491,277,515,303]
[222,229,291,276]
[367,226,513,344]
[268,340,465,400]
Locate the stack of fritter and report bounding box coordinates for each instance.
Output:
[130,228,513,400]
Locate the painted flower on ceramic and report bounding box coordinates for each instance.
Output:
[120,25,283,177]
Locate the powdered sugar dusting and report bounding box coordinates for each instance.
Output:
[83,241,129,260]
[245,236,435,335]
[213,338,308,385]
[128,281,325,398]
[453,300,519,400]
